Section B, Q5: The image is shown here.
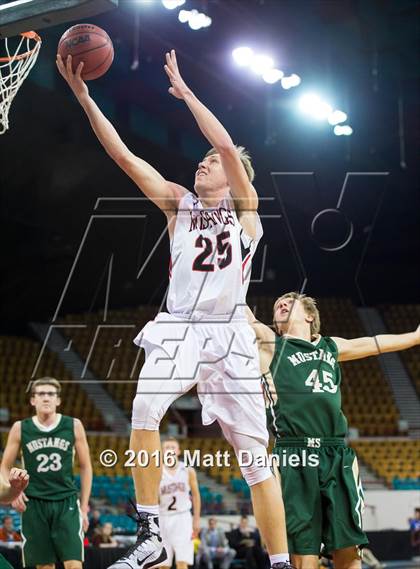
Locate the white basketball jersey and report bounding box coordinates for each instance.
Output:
[159,462,191,516]
[167,192,263,317]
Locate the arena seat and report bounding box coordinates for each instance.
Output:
[0,336,107,431]
[351,439,420,488]
[381,304,420,395]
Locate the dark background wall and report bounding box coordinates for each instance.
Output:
[1,0,419,333]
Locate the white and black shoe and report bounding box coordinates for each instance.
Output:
[107,511,167,569]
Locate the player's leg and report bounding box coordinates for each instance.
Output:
[109,346,198,569]
[332,546,362,569]
[63,562,82,569]
[290,555,319,569]
[249,474,288,553]
[131,347,198,506]
[51,496,84,569]
[206,329,290,567]
[219,426,290,567]
[171,511,194,569]
[21,498,57,568]
[321,446,368,566]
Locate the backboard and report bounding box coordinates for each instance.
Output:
[0,0,119,39]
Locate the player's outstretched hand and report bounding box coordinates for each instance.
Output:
[9,467,29,493]
[11,491,29,513]
[164,50,191,100]
[56,54,89,101]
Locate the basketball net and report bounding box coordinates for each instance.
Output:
[0,32,41,135]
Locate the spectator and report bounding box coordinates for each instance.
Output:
[228,515,269,569]
[199,517,236,569]
[86,509,102,540]
[92,522,117,548]
[0,516,21,542]
[409,507,420,558]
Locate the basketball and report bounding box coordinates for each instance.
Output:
[57,23,113,81]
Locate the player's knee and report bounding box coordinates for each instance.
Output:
[238,445,272,486]
[332,546,361,569]
[63,562,82,569]
[291,555,319,569]
[131,394,163,431]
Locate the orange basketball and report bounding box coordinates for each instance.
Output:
[58,23,113,81]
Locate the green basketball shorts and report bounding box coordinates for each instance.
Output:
[274,437,369,556]
[21,494,84,567]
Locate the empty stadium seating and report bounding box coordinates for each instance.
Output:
[0,336,107,430]
[381,304,420,395]
[351,439,420,487]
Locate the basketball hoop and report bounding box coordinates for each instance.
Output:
[0,31,41,134]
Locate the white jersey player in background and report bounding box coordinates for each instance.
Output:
[158,438,200,569]
[57,49,292,569]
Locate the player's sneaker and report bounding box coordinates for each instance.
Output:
[271,563,296,569]
[107,511,167,569]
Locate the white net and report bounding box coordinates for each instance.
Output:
[0,32,41,135]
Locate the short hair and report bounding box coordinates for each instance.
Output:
[31,377,61,396]
[205,146,255,183]
[2,516,12,523]
[273,292,321,336]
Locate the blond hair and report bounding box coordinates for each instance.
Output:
[273,292,321,336]
[31,377,61,396]
[205,146,255,183]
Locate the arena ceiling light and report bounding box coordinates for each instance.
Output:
[249,53,274,75]
[299,93,332,120]
[262,68,284,84]
[178,9,211,29]
[161,0,185,9]
[232,47,254,67]
[328,110,347,125]
[334,125,353,136]
[280,74,301,90]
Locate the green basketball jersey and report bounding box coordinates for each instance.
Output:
[21,414,77,500]
[266,335,348,438]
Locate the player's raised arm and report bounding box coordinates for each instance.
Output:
[164,50,258,211]
[74,418,93,532]
[332,325,420,362]
[56,54,187,214]
[188,467,201,537]
[245,306,276,346]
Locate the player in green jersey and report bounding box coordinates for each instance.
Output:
[1,377,92,569]
[246,293,419,569]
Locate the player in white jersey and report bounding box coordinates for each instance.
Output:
[57,49,291,569]
[158,438,200,569]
